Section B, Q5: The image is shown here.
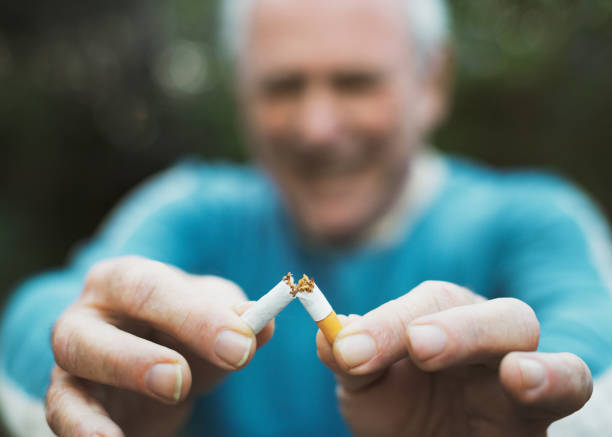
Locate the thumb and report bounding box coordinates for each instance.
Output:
[500,351,593,422]
[316,315,386,391]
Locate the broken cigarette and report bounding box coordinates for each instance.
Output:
[294,274,343,343]
[241,273,296,334]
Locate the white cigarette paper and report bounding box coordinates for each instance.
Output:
[241,278,295,334]
[297,283,333,322]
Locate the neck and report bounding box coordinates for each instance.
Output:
[361,147,446,247]
[296,147,447,252]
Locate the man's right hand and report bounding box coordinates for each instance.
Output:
[46,256,273,437]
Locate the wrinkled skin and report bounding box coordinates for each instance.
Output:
[46,1,593,436]
[47,257,273,437]
[316,281,592,437]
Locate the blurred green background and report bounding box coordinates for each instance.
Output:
[3,0,612,307]
[0,0,611,431]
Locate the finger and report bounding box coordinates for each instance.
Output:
[189,275,247,304]
[318,314,362,373]
[46,366,124,437]
[500,352,593,421]
[405,298,539,371]
[234,301,275,349]
[331,281,480,374]
[336,359,424,437]
[84,257,256,370]
[52,310,192,404]
[317,315,385,391]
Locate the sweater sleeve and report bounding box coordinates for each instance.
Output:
[0,162,229,435]
[496,175,612,377]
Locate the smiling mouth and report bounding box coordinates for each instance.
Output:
[292,155,373,179]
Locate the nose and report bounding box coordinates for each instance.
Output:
[296,87,341,147]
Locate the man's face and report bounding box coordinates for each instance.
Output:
[238,0,443,244]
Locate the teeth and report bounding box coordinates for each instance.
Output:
[296,159,365,177]
[306,167,354,178]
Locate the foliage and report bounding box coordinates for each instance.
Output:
[1,0,612,307]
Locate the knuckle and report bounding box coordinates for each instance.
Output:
[503,297,534,317]
[45,382,69,433]
[581,360,594,399]
[105,353,125,389]
[501,298,540,347]
[50,365,64,382]
[370,299,411,349]
[52,313,90,374]
[196,275,247,302]
[439,282,475,306]
[86,256,141,286]
[125,274,160,314]
[84,257,144,299]
[175,306,200,339]
[84,259,115,290]
[416,281,475,311]
[572,356,594,400]
[86,256,148,289]
[51,313,76,368]
[415,280,443,294]
[45,403,58,432]
[563,353,593,397]
[386,299,409,331]
[108,259,162,313]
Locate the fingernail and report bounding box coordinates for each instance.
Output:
[215,330,253,368]
[408,325,447,361]
[519,358,545,389]
[146,363,183,403]
[335,334,377,369]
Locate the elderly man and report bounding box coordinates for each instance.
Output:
[2,0,612,436]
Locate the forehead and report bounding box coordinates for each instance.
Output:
[242,0,413,73]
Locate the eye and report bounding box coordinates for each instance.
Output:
[332,72,381,94]
[260,74,305,100]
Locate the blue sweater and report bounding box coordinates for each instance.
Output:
[2,156,612,436]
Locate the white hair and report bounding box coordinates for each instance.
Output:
[219,0,451,64]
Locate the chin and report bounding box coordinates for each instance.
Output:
[282,170,396,247]
[298,197,381,247]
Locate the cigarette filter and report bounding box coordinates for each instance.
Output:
[294,275,343,343]
[241,274,295,334]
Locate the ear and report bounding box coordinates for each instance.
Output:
[417,45,455,137]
